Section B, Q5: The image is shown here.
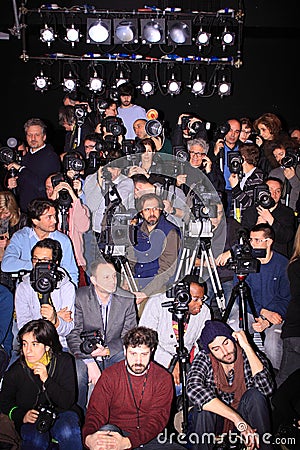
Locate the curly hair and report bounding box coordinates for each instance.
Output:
[123,326,158,351]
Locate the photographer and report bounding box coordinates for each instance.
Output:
[45,162,90,286]
[6,118,61,213]
[269,140,300,211]
[139,276,211,388]
[241,177,297,258]
[0,319,83,449]
[59,104,95,158]
[15,238,75,351]
[117,82,146,140]
[66,256,137,412]
[229,143,265,219]
[127,137,165,185]
[133,118,173,156]
[171,113,208,152]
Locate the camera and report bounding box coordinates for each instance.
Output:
[166,280,190,304]
[253,184,275,209]
[280,150,300,169]
[145,119,163,137]
[102,116,126,137]
[74,104,88,126]
[51,172,73,210]
[80,329,105,354]
[214,121,231,141]
[226,230,265,274]
[227,151,243,175]
[63,153,85,173]
[181,117,207,136]
[36,405,57,433]
[30,262,58,296]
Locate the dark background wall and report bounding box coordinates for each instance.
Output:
[0,0,299,149]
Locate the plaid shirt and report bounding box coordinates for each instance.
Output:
[187,349,275,410]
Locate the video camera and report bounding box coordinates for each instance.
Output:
[0,137,23,179]
[162,280,191,314]
[74,103,88,126]
[102,116,126,137]
[253,184,275,209]
[226,230,265,274]
[280,150,300,169]
[185,191,217,239]
[30,262,58,297]
[80,329,106,354]
[227,151,243,175]
[122,139,146,167]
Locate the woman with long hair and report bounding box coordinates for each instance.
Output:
[127,138,164,184]
[0,319,83,449]
[276,225,300,387]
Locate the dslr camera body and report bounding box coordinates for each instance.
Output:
[280,150,300,169]
[74,104,88,126]
[181,116,207,137]
[102,116,126,137]
[80,330,106,354]
[227,151,243,176]
[36,405,57,433]
[253,184,275,209]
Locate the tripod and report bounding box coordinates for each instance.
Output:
[222,273,259,336]
[175,231,226,315]
[162,299,190,435]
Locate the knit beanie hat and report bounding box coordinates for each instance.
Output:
[199,320,235,353]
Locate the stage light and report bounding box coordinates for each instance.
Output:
[218,77,232,97]
[196,28,211,49]
[113,19,138,44]
[140,18,165,44]
[86,18,111,44]
[140,75,155,97]
[87,72,105,93]
[65,24,80,47]
[33,70,51,92]
[63,72,78,92]
[167,20,192,45]
[189,75,206,96]
[167,73,181,96]
[221,27,235,50]
[115,70,129,88]
[40,25,56,47]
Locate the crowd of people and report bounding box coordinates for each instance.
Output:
[0,82,299,450]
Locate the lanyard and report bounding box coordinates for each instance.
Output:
[126,368,149,429]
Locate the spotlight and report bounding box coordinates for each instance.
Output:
[221,27,235,50]
[115,70,129,88]
[167,73,181,96]
[40,25,56,47]
[140,75,155,97]
[167,20,192,45]
[62,72,79,92]
[65,24,80,47]
[218,77,232,97]
[189,75,206,96]
[86,18,111,44]
[87,73,105,93]
[140,18,165,44]
[113,19,138,44]
[196,28,211,49]
[33,70,51,92]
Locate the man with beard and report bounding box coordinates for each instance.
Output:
[117,83,146,140]
[130,193,181,310]
[187,320,275,450]
[83,326,185,450]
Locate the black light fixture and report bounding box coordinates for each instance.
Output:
[62,71,79,92]
[33,69,51,92]
[167,20,192,45]
[190,75,206,96]
[167,72,182,96]
[113,19,138,44]
[140,18,165,44]
[65,24,81,47]
[195,28,211,49]
[87,70,105,93]
[140,74,155,97]
[40,24,56,47]
[86,18,111,44]
[221,27,235,50]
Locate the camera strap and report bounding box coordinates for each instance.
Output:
[25,356,57,409]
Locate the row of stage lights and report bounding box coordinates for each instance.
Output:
[39,17,236,50]
[33,63,232,98]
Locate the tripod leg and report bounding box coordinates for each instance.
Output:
[121,260,138,292]
[222,285,238,323]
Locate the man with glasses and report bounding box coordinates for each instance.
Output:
[139,275,211,388]
[231,223,291,372]
[14,238,75,351]
[176,138,225,199]
[130,193,181,310]
[2,198,78,286]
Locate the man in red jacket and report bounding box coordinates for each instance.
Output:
[83,326,185,450]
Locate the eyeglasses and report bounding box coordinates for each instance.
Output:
[142,207,161,213]
[248,238,270,244]
[189,151,206,157]
[31,257,52,264]
[191,295,208,303]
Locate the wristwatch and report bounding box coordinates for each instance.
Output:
[171,206,176,215]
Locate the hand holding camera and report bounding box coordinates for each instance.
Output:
[40,303,57,325]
